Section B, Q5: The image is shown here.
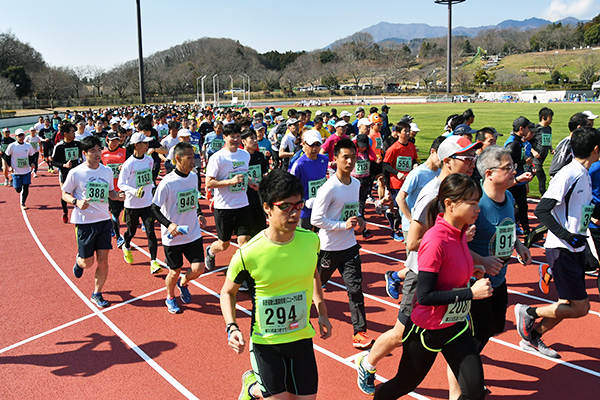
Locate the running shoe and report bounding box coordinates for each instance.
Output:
[20,204,27,210]
[519,337,560,359]
[165,297,181,314]
[177,278,192,304]
[62,213,68,224]
[538,264,552,294]
[123,247,134,264]
[362,229,374,240]
[209,199,215,212]
[366,196,375,204]
[352,332,374,349]
[392,231,404,242]
[73,258,83,279]
[356,354,376,396]
[385,271,401,300]
[116,236,125,248]
[141,223,146,232]
[525,226,547,248]
[3,178,8,186]
[150,260,163,274]
[514,303,535,341]
[90,293,109,308]
[48,167,54,173]
[516,226,524,236]
[238,370,258,400]
[33,172,37,178]
[205,246,215,271]
[374,200,384,215]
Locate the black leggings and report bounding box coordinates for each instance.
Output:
[508,184,529,234]
[16,184,29,205]
[374,319,486,400]
[31,152,39,173]
[124,206,158,260]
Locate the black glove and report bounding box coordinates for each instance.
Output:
[565,233,587,248]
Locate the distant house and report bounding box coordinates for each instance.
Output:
[592,80,600,92]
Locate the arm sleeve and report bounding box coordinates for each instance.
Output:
[417,271,473,306]
[382,162,398,175]
[151,203,173,228]
[534,198,570,240]
[52,145,65,168]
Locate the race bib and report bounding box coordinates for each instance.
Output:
[17,158,28,168]
[248,164,262,183]
[192,144,200,155]
[258,291,307,335]
[308,177,326,199]
[0,143,7,153]
[65,147,79,161]
[99,137,106,148]
[541,133,552,147]
[354,159,370,176]
[86,181,109,203]
[579,205,594,234]
[135,167,152,188]
[259,146,267,155]
[495,224,515,258]
[442,288,471,324]
[210,139,225,152]
[375,137,382,149]
[107,163,121,179]
[340,202,360,221]
[45,131,54,140]
[228,172,247,193]
[521,147,526,161]
[396,156,412,172]
[177,188,197,214]
[31,142,39,150]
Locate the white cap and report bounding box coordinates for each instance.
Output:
[286,118,299,126]
[357,118,372,127]
[110,118,120,125]
[130,132,153,144]
[15,128,25,135]
[303,130,323,145]
[123,122,134,130]
[315,110,323,116]
[335,120,348,128]
[583,110,598,119]
[410,122,420,132]
[340,110,352,118]
[177,128,191,137]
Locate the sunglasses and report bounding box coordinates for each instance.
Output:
[272,200,305,212]
[451,154,477,163]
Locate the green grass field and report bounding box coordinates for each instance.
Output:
[287,102,600,198]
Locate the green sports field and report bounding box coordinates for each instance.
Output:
[288,102,600,198]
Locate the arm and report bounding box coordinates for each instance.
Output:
[116,164,138,197]
[417,271,492,305]
[205,175,243,189]
[108,190,125,201]
[312,268,332,339]
[534,198,586,247]
[310,189,346,231]
[219,277,245,354]
[396,191,411,223]
[406,219,427,252]
[62,190,89,210]
[469,249,502,276]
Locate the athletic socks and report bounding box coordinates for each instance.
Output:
[361,356,376,371]
[526,307,539,319]
[391,271,401,281]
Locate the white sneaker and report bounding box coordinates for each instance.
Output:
[33,172,38,178]
[4,179,8,186]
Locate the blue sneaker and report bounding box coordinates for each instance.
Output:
[116,236,125,249]
[165,297,181,314]
[385,271,401,300]
[177,278,192,304]
[73,258,83,279]
[90,293,109,308]
[141,224,146,232]
[356,354,376,395]
[392,231,404,242]
[111,230,116,237]
[516,226,524,235]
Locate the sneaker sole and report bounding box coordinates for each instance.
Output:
[519,339,560,359]
[384,271,399,300]
[165,301,181,314]
[353,340,374,350]
[151,268,163,274]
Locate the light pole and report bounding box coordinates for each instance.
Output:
[136,0,146,104]
[239,75,246,104]
[200,75,206,108]
[196,76,201,103]
[213,74,219,107]
[244,73,250,105]
[435,0,466,94]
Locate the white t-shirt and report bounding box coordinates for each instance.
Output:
[84,125,95,135]
[75,131,93,141]
[206,148,250,210]
[543,159,592,252]
[34,122,44,132]
[154,123,169,138]
[152,170,202,246]
[62,163,114,224]
[161,135,180,153]
[117,155,155,209]
[280,132,296,153]
[25,135,42,153]
[6,142,35,175]
[311,174,361,251]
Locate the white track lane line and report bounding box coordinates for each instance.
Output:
[21,209,199,400]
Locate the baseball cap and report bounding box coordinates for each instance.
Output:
[381,105,390,111]
[327,119,336,127]
[357,118,372,127]
[123,122,134,130]
[106,132,119,141]
[303,130,323,145]
[254,124,266,131]
[340,110,352,118]
[513,116,531,130]
[286,118,299,126]
[583,110,599,119]
[129,132,153,144]
[335,120,348,128]
[355,134,370,148]
[355,106,365,115]
[437,135,483,161]
[410,122,420,132]
[2,127,9,132]
[275,108,283,112]
[177,129,191,137]
[315,110,323,116]
[453,124,477,136]
[15,128,25,136]
[110,118,120,125]
[399,115,413,123]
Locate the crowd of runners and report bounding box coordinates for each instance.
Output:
[1,103,599,399]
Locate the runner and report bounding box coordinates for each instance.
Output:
[137,118,167,184]
[152,141,207,314]
[1,127,15,186]
[241,128,269,236]
[5,129,36,210]
[515,126,600,359]
[220,168,331,400]
[118,132,161,274]
[352,133,377,239]
[61,136,125,308]
[203,120,225,161]
[279,118,299,171]
[204,122,254,270]
[39,118,57,173]
[52,122,83,223]
[374,173,491,400]
[24,127,41,178]
[312,137,374,349]
[160,120,181,174]
[74,118,93,141]
[101,132,127,246]
[530,107,554,196]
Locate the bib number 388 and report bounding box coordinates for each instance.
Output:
[86,181,109,203]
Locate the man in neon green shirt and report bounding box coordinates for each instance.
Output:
[220,169,332,400]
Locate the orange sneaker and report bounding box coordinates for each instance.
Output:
[539,263,552,294]
[352,332,374,349]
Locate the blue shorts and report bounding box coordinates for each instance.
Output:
[12,172,31,189]
[76,220,113,259]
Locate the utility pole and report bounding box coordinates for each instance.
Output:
[136,0,146,104]
[435,0,466,94]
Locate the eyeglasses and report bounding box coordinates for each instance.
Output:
[451,154,477,163]
[305,142,321,147]
[490,163,517,172]
[273,200,305,212]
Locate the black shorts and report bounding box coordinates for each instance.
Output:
[547,247,588,301]
[76,219,113,259]
[370,160,383,176]
[163,237,205,270]
[108,199,124,215]
[250,338,318,397]
[214,206,254,242]
[469,280,508,347]
[398,270,418,325]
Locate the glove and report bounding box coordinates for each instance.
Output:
[136,187,145,198]
[565,233,587,248]
[305,198,315,209]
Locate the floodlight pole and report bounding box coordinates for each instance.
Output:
[239,75,246,104]
[136,0,146,104]
[435,0,466,94]
[200,75,206,108]
[244,73,250,106]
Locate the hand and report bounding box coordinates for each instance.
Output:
[318,315,332,339]
[117,191,125,201]
[345,216,361,230]
[472,264,485,280]
[167,223,180,237]
[471,278,493,300]
[517,172,534,183]
[396,172,406,181]
[356,217,366,233]
[198,215,207,228]
[265,150,271,157]
[78,199,90,210]
[248,181,259,191]
[466,224,476,242]
[481,256,503,276]
[565,233,587,248]
[516,245,532,265]
[227,329,246,354]
[230,174,244,185]
[64,159,72,168]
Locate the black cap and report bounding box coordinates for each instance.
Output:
[381,105,390,111]
[399,114,413,123]
[356,134,370,148]
[513,116,531,131]
[106,132,119,141]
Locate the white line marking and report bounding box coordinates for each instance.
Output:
[20,209,199,400]
[344,350,369,362]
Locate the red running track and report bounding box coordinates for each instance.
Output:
[1,165,599,399]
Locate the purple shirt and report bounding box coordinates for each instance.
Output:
[290,154,329,219]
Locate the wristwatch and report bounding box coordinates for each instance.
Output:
[71,198,77,206]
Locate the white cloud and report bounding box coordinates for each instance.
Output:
[542,0,595,21]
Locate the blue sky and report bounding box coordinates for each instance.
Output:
[2,0,599,70]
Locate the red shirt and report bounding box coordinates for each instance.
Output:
[382,140,417,189]
[101,147,127,191]
[412,215,473,330]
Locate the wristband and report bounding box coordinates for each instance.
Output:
[227,328,240,340]
[226,322,239,334]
